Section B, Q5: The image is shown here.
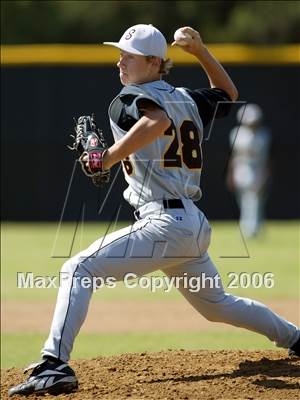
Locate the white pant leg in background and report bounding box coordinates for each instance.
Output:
[239,189,262,237]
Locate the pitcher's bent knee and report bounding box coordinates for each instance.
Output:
[61,259,74,273]
[60,257,80,279]
[59,257,94,292]
[200,307,226,323]
[198,297,238,323]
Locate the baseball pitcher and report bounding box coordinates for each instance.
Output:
[9,24,300,397]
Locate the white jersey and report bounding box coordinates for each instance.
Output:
[109,80,230,209]
[229,125,271,191]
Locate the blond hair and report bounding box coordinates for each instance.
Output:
[146,56,173,75]
[159,58,173,75]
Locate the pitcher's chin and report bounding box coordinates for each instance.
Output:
[120,72,130,85]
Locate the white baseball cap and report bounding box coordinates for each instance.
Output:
[103,24,167,59]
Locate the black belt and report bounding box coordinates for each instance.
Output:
[163,199,184,209]
[135,199,184,220]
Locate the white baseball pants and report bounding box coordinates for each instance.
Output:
[42,199,299,362]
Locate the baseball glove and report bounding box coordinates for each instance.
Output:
[68,114,110,186]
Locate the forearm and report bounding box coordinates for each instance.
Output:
[103,114,170,170]
[195,46,238,101]
[172,27,238,101]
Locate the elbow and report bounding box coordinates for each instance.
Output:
[161,113,171,131]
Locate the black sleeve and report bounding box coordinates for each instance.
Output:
[136,98,163,113]
[110,95,138,131]
[185,88,232,127]
[109,96,161,131]
[110,86,163,131]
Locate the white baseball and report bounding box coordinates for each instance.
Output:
[174,29,192,45]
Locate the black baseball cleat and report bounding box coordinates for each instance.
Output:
[288,336,300,357]
[8,357,78,397]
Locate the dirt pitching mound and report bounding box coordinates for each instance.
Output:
[2,350,300,399]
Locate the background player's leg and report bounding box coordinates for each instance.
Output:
[256,190,266,234]
[162,254,300,349]
[240,189,259,237]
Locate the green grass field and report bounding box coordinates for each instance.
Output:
[1,221,299,368]
[1,221,299,301]
[1,330,277,369]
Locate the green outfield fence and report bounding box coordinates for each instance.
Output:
[1,44,300,220]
